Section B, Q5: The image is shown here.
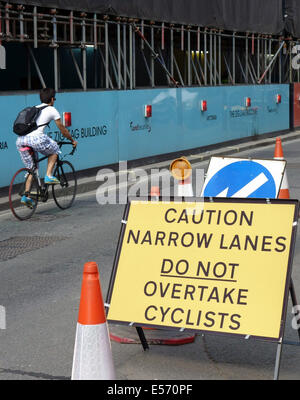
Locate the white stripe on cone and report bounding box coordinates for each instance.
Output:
[72,323,115,380]
[177,177,194,197]
[281,171,289,190]
[274,156,290,198]
[279,170,290,198]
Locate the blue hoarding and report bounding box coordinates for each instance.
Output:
[0,84,289,188]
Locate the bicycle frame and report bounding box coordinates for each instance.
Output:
[30,141,75,188]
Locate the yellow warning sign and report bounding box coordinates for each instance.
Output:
[107,198,298,340]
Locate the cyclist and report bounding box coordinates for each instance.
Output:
[16,88,77,208]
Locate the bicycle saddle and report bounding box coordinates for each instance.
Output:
[20,146,33,154]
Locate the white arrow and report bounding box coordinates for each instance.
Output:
[216,172,269,198]
[216,187,229,197]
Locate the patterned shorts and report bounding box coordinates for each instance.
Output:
[16,134,60,169]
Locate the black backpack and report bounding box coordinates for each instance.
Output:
[13,105,49,136]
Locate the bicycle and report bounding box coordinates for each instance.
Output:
[9,141,77,221]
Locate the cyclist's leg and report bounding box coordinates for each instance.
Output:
[24,173,33,194]
[35,135,61,183]
[20,134,60,175]
[16,137,35,195]
[16,137,35,169]
[46,154,58,177]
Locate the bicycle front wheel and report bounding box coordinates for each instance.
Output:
[52,161,77,209]
[9,168,39,221]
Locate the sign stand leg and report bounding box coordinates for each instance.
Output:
[136,327,149,351]
[274,278,300,380]
[289,279,300,340]
[274,338,283,380]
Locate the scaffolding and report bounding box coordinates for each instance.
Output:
[0,2,299,92]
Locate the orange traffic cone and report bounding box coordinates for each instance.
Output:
[71,262,115,380]
[274,137,290,199]
[150,186,160,200]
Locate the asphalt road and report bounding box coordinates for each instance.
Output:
[1,135,300,381]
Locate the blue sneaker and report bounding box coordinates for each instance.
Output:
[44,175,60,185]
[21,195,35,209]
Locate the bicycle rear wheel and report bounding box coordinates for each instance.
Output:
[52,161,77,209]
[9,168,39,220]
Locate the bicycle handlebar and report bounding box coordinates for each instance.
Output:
[57,141,77,156]
[57,141,73,146]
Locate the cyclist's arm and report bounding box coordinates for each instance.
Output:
[55,119,77,147]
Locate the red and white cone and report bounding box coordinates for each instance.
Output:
[71,262,115,380]
[177,177,194,197]
[150,186,160,201]
[274,137,290,199]
[170,157,194,197]
[279,170,290,199]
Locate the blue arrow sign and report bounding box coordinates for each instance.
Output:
[203,160,276,198]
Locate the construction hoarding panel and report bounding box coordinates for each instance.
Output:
[291,83,300,129]
[0,85,289,189]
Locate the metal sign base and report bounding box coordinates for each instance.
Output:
[274,279,300,380]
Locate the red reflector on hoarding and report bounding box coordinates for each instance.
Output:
[144,105,152,118]
[201,100,207,112]
[276,94,281,104]
[245,97,251,108]
[63,112,72,127]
